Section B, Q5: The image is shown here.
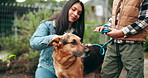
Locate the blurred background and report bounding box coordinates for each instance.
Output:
[0,0,148,78]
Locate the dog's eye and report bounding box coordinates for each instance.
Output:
[70,39,77,45]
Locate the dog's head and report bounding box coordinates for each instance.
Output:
[48,33,89,57]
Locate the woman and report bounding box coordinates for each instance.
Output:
[30,0,85,78]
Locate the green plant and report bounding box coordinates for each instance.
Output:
[84,26,100,44]
[7,54,16,60]
[13,9,56,36]
[0,8,57,74]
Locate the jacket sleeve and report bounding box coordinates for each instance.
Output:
[121,0,148,37]
[30,21,55,51]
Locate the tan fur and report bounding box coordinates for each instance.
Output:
[48,33,89,78]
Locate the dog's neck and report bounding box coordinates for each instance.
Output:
[52,50,78,69]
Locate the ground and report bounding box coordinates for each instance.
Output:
[0,53,148,78]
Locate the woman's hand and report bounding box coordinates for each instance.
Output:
[85,44,92,46]
[52,35,63,40]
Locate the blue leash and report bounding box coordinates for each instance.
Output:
[99,25,111,34]
[92,25,114,55]
[92,38,114,55]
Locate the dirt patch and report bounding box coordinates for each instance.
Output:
[0,73,34,78]
[0,53,148,78]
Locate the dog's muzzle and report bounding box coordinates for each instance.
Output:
[77,48,90,58]
[84,48,90,57]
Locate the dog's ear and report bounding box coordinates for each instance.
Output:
[47,37,62,47]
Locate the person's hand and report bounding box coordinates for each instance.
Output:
[94,26,124,38]
[93,26,109,33]
[52,35,63,40]
[105,28,124,38]
[85,44,92,46]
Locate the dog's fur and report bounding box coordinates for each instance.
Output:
[84,45,105,74]
[48,33,104,78]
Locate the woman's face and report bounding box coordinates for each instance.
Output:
[68,3,82,23]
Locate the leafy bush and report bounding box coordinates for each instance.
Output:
[84,26,100,44]
[13,9,56,36]
[0,8,55,74]
[0,36,30,56]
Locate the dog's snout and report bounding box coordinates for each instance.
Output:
[85,48,89,53]
[85,48,90,56]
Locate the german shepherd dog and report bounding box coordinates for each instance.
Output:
[48,33,104,78]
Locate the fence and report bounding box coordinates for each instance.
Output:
[0,2,59,37]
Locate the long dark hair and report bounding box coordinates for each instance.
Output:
[55,0,85,42]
